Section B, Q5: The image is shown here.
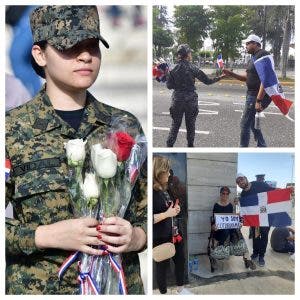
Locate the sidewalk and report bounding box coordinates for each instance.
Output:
[153,227,294,295]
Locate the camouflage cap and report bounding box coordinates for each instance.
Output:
[30,5,109,51]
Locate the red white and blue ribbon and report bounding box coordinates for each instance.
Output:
[58,251,80,281]
[108,253,127,295]
[58,250,127,295]
[78,271,100,295]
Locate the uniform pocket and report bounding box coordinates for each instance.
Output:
[14,166,67,199]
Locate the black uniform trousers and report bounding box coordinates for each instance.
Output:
[166,91,199,147]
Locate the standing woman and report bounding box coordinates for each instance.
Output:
[153,156,191,294]
[166,44,225,147]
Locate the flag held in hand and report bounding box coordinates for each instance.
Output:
[240,188,292,227]
[254,55,293,115]
[217,54,224,69]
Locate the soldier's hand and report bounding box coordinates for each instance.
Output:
[35,217,105,256]
[98,216,146,253]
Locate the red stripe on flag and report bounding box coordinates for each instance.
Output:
[271,95,293,115]
[267,188,291,204]
[243,215,259,226]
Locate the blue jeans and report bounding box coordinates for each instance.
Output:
[240,94,271,147]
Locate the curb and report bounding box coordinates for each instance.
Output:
[217,79,294,87]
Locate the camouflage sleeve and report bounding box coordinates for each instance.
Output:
[5,150,42,256]
[6,218,42,256]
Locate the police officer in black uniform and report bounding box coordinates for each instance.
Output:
[166,44,224,147]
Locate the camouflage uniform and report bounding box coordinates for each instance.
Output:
[6,86,147,295]
[166,58,221,147]
[6,5,146,295]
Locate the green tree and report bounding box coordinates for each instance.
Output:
[280,6,294,78]
[210,6,250,61]
[153,6,174,58]
[247,6,294,68]
[173,6,210,51]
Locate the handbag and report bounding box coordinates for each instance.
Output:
[153,216,176,262]
[153,242,176,262]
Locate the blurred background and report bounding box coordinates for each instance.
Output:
[5,5,147,135]
[5,5,148,293]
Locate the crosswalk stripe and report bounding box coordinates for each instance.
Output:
[153,127,209,135]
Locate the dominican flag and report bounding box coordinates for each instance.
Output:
[217,54,224,69]
[240,188,292,227]
[153,62,169,83]
[253,54,293,115]
[5,159,11,181]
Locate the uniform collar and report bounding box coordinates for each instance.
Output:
[28,85,112,138]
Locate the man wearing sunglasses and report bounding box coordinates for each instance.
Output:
[222,34,272,147]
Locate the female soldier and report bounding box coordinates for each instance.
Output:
[6,6,146,294]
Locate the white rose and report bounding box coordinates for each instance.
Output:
[64,139,87,165]
[91,144,117,179]
[82,173,100,199]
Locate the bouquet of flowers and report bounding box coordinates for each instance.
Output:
[59,126,147,295]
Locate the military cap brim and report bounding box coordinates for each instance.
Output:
[47,33,109,51]
[30,5,109,51]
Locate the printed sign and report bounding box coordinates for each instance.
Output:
[214,213,240,230]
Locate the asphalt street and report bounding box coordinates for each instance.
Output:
[153,80,295,148]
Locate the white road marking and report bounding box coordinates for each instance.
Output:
[162,109,218,115]
[198,100,220,106]
[153,127,209,135]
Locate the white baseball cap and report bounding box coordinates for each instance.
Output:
[236,173,246,180]
[245,34,262,45]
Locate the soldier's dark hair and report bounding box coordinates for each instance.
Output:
[31,41,47,79]
[177,53,187,60]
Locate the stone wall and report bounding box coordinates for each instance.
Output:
[186,153,238,254]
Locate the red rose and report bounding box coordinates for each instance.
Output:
[108,132,135,161]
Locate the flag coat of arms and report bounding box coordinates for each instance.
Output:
[253,54,293,115]
[240,188,292,227]
[217,54,224,69]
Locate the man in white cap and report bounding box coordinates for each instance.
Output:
[236,173,275,267]
[223,34,272,147]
